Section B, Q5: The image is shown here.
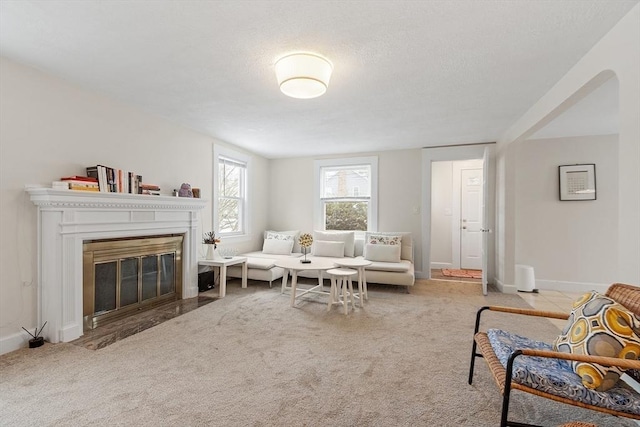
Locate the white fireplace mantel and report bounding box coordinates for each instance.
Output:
[27,187,208,343]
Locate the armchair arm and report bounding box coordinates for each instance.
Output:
[473,305,569,337]
[485,305,569,320]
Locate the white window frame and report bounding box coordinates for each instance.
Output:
[213,145,251,240]
[313,156,378,234]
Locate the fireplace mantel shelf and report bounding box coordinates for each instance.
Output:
[27,186,207,344]
[26,187,208,210]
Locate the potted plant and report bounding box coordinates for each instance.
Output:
[203,231,221,260]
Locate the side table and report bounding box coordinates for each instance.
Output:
[332,258,372,306]
[198,257,248,298]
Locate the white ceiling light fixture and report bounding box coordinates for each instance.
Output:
[275,52,333,99]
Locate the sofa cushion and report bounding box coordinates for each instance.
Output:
[263,239,294,255]
[245,257,277,270]
[553,291,640,391]
[365,260,411,273]
[264,230,300,251]
[313,230,355,257]
[364,232,413,262]
[312,240,345,258]
[364,243,401,263]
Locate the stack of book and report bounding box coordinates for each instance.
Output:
[58,176,100,191]
[139,183,161,196]
[86,165,142,194]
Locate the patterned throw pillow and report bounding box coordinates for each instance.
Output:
[553,291,640,391]
[367,234,401,246]
[266,231,294,241]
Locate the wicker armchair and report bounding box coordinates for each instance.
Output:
[468,283,640,427]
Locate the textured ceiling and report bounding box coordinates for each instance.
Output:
[0,0,636,159]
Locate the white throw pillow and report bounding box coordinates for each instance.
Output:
[313,230,355,257]
[364,232,413,262]
[312,240,345,258]
[364,243,401,263]
[264,230,300,252]
[263,239,294,255]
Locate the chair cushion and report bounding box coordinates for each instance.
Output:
[488,329,640,415]
[553,291,640,391]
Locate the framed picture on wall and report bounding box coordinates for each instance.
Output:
[559,164,596,201]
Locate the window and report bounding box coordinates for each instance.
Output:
[314,157,378,232]
[213,146,250,237]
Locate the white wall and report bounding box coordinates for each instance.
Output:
[269,149,424,274]
[515,135,618,291]
[430,161,453,267]
[497,4,640,289]
[0,57,269,353]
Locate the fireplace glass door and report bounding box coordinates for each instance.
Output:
[83,235,183,330]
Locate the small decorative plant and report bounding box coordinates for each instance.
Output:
[298,233,313,263]
[203,231,221,249]
[22,321,47,348]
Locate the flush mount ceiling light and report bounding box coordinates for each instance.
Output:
[275,52,333,99]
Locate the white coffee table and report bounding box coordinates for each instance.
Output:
[332,258,372,305]
[275,257,336,307]
[198,256,248,298]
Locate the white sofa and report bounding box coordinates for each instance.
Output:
[228,231,415,288]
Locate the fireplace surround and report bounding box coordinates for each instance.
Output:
[27,188,207,343]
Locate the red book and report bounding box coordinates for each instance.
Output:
[61,176,98,182]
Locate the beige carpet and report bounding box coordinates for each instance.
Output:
[0,279,634,427]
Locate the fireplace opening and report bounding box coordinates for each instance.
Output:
[83,235,184,330]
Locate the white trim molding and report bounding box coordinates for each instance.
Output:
[26,187,207,345]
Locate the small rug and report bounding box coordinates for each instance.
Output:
[442,268,482,279]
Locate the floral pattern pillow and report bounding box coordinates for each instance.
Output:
[266,232,294,241]
[367,235,401,246]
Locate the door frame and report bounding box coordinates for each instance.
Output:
[421,143,496,285]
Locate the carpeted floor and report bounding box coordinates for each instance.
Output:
[0,279,634,426]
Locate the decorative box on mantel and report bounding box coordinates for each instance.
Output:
[26,187,208,344]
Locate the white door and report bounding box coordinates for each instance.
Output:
[460,168,483,270]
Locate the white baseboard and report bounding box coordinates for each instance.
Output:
[430,262,452,269]
[495,278,517,294]
[0,331,28,356]
[534,280,609,294]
